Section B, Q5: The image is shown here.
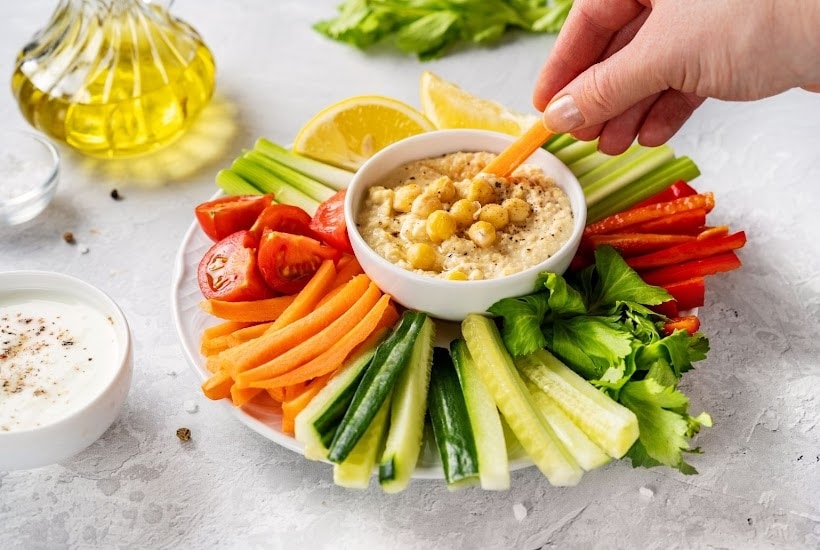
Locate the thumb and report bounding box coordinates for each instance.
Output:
[542,43,668,133]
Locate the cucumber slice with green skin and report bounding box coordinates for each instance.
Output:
[427,347,480,489]
[461,314,583,487]
[294,330,384,460]
[525,382,611,471]
[333,389,393,489]
[516,349,639,459]
[450,339,510,490]
[328,311,429,464]
[378,314,435,492]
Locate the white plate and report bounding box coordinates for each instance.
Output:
[170,217,533,479]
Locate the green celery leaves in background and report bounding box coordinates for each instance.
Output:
[314,0,574,60]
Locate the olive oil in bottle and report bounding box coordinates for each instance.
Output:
[12,0,216,158]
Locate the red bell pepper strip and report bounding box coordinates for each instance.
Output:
[663,315,701,336]
[584,193,715,236]
[639,251,742,286]
[627,231,747,270]
[697,225,730,240]
[661,277,705,310]
[628,208,707,235]
[652,300,680,319]
[584,232,697,257]
[631,180,698,209]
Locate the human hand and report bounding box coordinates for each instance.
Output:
[533,0,820,155]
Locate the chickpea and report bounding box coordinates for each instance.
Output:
[467,221,497,248]
[411,194,443,218]
[393,183,422,212]
[426,176,456,203]
[478,203,509,230]
[449,199,480,228]
[400,218,429,242]
[407,242,438,271]
[426,210,457,243]
[503,198,531,224]
[446,270,468,281]
[466,176,496,205]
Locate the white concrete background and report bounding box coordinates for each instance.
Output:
[1,1,819,549]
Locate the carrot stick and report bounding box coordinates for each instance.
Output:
[200,295,296,322]
[584,193,715,236]
[201,321,274,356]
[330,255,364,289]
[280,374,333,435]
[215,274,371,377]
[267,387,286,403]
[483,120,554,178]
[249,294,393,389]
[236,282,383,387]
[201,370,233,400]
[231,384,263,407]
[270,259,337,330]
[202,320,256,340]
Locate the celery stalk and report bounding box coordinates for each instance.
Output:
[586,156,701,223]
[254,138,353,191]
[243,150,335,203]
[230,157,320,215]
[553,138,599,166]
[584,145,675,206]
[215,169,263,195]
[567,150,612,178]
[543,133,576,153]
[578,144,644,187]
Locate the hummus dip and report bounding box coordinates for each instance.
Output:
[356,151,573,280]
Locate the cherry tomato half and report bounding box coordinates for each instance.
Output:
[257,230,341,294]
[195,194,274,242]
[197,230,272,301]
[309,189,354,254]
[249,204,314,244]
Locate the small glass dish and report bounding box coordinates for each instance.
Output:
[0,130,60,226]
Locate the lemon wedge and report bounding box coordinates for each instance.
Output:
[419,71,540,136]
[292,95,435,171]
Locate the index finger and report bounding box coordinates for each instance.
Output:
[533,0,647,111]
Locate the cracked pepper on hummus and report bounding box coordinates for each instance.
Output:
[355,151,573,280]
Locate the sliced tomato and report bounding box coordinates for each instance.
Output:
[195,194,274,242]
[257,230,341,294]
[197,230,272,301]
[249,204,314,244]
[310,189,354,254]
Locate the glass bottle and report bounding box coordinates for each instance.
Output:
[11,0,216,158]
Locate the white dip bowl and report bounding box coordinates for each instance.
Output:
[0,271,133,470]
[344,129,587,321]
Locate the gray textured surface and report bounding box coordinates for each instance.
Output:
[1,1,819,549]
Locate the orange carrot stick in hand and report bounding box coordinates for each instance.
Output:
[483,120,554,178]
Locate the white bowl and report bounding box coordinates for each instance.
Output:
[0,271,133,470]
[344,129,587,321]
[0,130,60,226]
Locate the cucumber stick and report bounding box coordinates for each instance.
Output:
[461,314,583,486]
[428,347,480,490]
[450,339,509,490]
[333,390,393,489]
[516,349,639,459]
[293,331,384,460]
[525,382,610,471]
[328,311,429,464]
[378,314,436,493]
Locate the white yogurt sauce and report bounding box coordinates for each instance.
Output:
[0,290,120,432]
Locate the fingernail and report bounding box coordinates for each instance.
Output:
[544,95,585,133]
